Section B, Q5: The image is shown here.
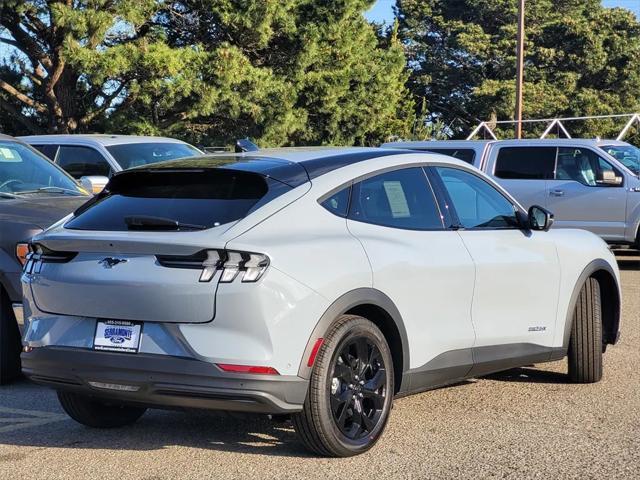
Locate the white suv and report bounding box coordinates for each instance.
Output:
[21,148,621,457]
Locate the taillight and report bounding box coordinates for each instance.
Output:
[16,243,30,265]
[216,364,280,375]
[156,249,269,283]
[23,243,77,274]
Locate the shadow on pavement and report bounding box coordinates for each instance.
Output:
[0,380,312,458]
[483,367,568,384]
[614,250,640,270]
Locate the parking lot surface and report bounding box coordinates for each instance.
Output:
[1,252,638,479]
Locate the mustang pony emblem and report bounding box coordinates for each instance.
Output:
[98,257,128,269]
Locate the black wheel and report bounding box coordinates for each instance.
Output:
[57,391,147,428]
[292,315,394,457]
[0,288,22,385]
[568,277,603,383]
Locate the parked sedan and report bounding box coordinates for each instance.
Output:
[20,134,203,193]
[21,148,620,456]
[0,134,89,383]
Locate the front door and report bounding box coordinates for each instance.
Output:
[547,146,627,241]
[431,166,560,354]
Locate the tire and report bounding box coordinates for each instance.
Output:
[568,277,603,383]
[57,391,147,428]
[0,288,22,385]
[292,315,394,457]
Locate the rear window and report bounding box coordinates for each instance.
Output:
[494,147,556,180]
[106,143,201,170]
[65,169,278,231]
[421,148,476,164]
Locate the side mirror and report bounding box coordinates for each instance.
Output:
[597,169,623,186]
[528,205,554,231]
[79,175,109,194]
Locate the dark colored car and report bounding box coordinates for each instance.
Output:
[0,134,89,383]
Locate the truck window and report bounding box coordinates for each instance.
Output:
[420,148,476,164]
[556,147,622,187]
[494,147,556,180]
[31,144,59,161]
[57,146,111,178]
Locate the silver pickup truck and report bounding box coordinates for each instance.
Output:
[383,139,640,248]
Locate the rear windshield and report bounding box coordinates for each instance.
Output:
[65,169,279,231]
[106,143,201,170]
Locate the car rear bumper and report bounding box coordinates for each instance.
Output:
[21,347,308,414]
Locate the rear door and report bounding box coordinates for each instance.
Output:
[345,167,477,374]
[431,166,560,354]
[547,146,627,240]
[488,146,556,209]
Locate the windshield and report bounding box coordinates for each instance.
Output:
[0,141,87,197]
[600,144,640,175]
[106,142,202,170]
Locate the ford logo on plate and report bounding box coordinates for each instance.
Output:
[104,327,132,344]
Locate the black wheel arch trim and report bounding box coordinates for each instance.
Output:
[297,288,410,391]
[562,258,621,349]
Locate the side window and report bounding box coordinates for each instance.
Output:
[423,148,476,164]
[57,146,111,178]
[435,167,519,229]
[321,186,351,217]
[494,147,556,180]
[32,144,59,161]
[348,168,443,230]
[556,147,622,187]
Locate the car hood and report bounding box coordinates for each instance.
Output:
[0,196,89,230]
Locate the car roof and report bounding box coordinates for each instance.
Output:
[0,133,28,144]
[120,147,448,187]
[383,138,630,148]
[18,134,190,147]
[382,140,491,149]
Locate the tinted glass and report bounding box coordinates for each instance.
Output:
[348,168,443,230]
[435,167,519,229]
[321,186,351,217]
[65,169,276,231]
[495,147,556,179]
[107,143,201,170]
[600,144,640,175]
[32,144,59,161]
[58,146,111,178]
[556,147,621,186]
[0,142,85,196]
[422,148,476,164]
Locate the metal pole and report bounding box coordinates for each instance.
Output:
[515,0,525,139]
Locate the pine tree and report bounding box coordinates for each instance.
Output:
[397,0,640,138]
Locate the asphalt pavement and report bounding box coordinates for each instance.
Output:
[1,252,639,479]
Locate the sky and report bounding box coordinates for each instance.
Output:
[365,0,640,22]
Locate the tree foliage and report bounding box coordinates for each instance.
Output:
[0,0,413,146]
[397,0,640,139]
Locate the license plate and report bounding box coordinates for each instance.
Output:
[94,320,142,353]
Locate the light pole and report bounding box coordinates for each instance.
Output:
[515,0,525,139]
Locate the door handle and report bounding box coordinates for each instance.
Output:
[550,189,564,197]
